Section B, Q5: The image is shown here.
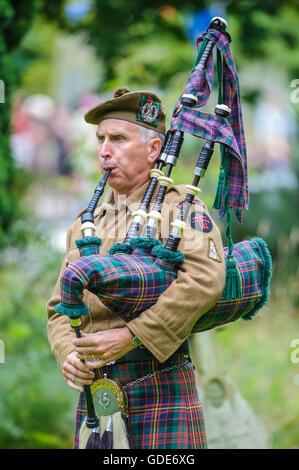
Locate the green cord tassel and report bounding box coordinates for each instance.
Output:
[222,254,242,300]
[213,167,225,210]
[213,144,226,211]
[213,44,242,300]
[213,52,225,212]
[221,173,242,301]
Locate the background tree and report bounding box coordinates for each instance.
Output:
[2,0,299,249]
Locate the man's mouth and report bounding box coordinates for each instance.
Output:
[103,167,117,173]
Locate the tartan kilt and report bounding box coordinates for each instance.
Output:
[74,356,207,449]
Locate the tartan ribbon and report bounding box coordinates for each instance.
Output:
[170,28,249,223]
[171,107,241,163]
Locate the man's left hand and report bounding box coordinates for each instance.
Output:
[73,326,136,369]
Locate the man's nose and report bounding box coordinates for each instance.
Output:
[98,138,112,158]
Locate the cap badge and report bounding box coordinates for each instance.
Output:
[141,101,159,123]
[137,95,161,127]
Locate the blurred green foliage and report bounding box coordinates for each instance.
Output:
[215,296,299,449]
[0,0,59,249]
[2,0,299,245]
[52,0,299,86]
[2,0,299,246]
[0,222,77,448]
[1,0,299,450]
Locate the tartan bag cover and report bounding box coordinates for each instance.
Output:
[170,28,248,223]
[74,357,207,449]
[54,237,271,330]
[54,245,179,321]
[191,237,272,333]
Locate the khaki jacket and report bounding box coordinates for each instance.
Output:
[47,181,225,370]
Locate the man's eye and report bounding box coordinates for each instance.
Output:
[97,136,104,143]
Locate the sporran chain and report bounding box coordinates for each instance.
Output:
[123,359,191,390]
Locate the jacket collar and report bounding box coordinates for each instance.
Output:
[78,179,180,220]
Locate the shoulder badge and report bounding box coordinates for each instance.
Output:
[189,211,213,232]
[208,238,222,262]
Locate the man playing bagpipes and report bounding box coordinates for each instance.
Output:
[47,17,271,449]
[47,86,225,449]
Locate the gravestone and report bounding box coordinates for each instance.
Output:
[189,331,269,449]
[0,339,4,363]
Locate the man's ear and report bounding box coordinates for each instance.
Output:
[147,138,162,164]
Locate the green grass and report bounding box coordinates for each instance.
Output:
[213,295,299,449]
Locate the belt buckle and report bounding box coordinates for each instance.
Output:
[91,373,128,418]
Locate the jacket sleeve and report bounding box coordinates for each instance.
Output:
[127,190,226,363]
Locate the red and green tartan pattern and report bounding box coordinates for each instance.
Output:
[174,68,212,112]
[171,28,248,223]
[55,248,178,320]
[74,357,207,449]
[55,237,271,332]
[192,237,271,333]
[171,107,241,166]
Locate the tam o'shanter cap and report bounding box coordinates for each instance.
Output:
[84,87,166,135]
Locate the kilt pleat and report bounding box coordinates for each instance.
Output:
[74,356,207,449]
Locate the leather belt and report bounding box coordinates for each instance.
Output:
[114,339,190,364]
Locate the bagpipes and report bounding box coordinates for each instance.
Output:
[54,17,272,449]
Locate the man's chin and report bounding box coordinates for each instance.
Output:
[107,172,120,182]
[105,170,121,185]
[106,175,127,193]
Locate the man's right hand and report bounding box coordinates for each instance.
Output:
[62,351,95,392]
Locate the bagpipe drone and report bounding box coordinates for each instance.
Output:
[54,17,272,448]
